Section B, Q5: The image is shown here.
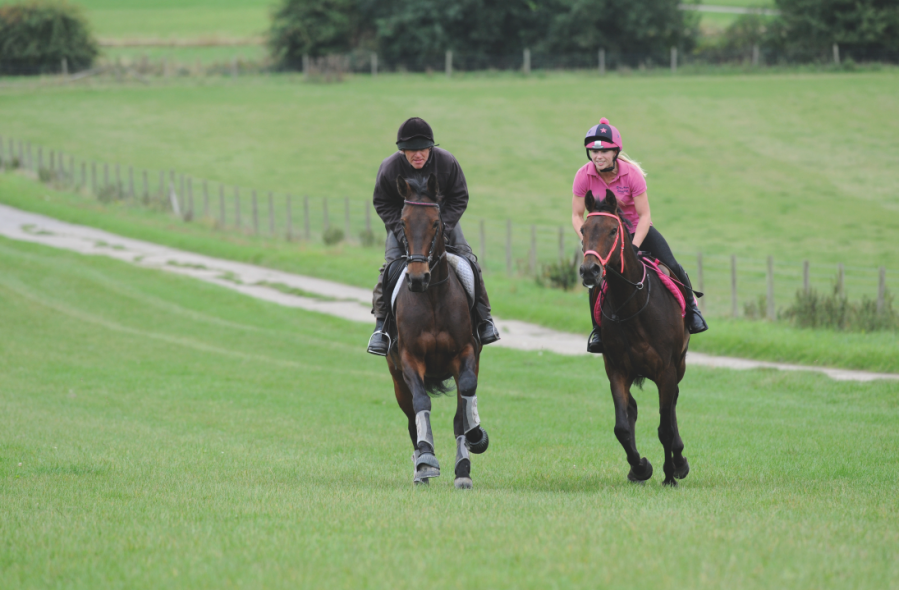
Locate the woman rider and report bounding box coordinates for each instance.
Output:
[572,117,708,353]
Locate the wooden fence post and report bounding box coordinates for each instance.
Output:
[558,226,565,261]
[752,44,760,67]
[68,155,74,186]
[766,255,775,320]
[344,196,351,240]
[128,166,134,198]
[371,53,378,77]
[179,174,185,208]
[365,201,372,234]
[697,252,704,313]
[268,192,275,235]
[803,260,809,293]
[115,164,122,198]
[599,48,605,76]
[203,180,209,217]
[286,195,293,240]
[251,190,259,234]
[445,50,453,78]
[219,185,225,226]
[82,162,87,189]
[304,195,310,239]
[877,267,886,315]
[158,171,164,201]
[187,177,194,218]
[670,47,677,74]
[837,263,844,297]
[506,219,512,274]
[731,254,738,319]
[91,162,97,195]
[479,219,486,262]
[104,163,109,191]
[529,225,537,274]
[523,48,531,75]
[234,187,241,229]
[833,43,840,65]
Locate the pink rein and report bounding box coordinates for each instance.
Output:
[583,212,625,275]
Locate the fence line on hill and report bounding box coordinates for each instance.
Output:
[0,134,892,319]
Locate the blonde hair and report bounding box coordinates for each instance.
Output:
[619,152,647,178]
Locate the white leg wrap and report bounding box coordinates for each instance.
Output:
[461,395,480,434]
[455,435,470,467]
[415,410,434,449]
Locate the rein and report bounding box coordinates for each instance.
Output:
[584,210,651,323]
[402,200,448,286]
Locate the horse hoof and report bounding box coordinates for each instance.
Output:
[468,428,489,454]
[627,458,653,482]
[674,457,690,480]
[454,477,473,489]
[663,477,678,487]
[413,478,430,487]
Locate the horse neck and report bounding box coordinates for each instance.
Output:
[603,235,647,309]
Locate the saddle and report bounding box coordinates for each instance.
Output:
[592,255,686,326]
[381,253,478,350]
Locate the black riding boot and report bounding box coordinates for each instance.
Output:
[674,265,709,334]
[476,303,501,345]
[587,287,603,353]
[367,318,390,356]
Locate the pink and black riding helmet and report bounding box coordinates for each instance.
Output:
[584,117,622,160]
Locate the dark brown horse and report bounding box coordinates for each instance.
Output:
[579,189,691,486]
[387,174,489,488]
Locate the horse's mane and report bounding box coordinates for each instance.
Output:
[594,195,634,233]
[405,176,440,204]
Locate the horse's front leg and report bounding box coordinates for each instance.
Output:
[452,345,488,490]
[608,370,653,483]
[657,369,688,486]
[400,351,440,485]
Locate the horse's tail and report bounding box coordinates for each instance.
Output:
[424,375,455,396]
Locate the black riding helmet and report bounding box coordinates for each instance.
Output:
[396,117,438,150]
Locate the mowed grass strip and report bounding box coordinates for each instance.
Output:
[1,237,897,589]
[3,171,899,373]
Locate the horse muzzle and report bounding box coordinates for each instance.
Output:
[579,262,602,288]
[406,271,431,292]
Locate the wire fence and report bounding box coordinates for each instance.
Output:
[1,134,892,319]
[1,42,896,80]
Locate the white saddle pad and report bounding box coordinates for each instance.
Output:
[391,253,475,312]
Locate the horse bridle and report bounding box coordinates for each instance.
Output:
[584,211,651,322]
[402,200,448,285]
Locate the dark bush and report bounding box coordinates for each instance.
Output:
[537,253,580,291]
[0,1,98,75]
[323,226,345,245]
[781,281,897,332]
[359,228,376,247]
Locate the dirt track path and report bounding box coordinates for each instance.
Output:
[2,204,895,383]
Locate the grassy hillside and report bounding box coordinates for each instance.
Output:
[1,236,897,589]
[2,72,897,268]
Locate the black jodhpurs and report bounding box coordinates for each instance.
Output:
[371,223,491,320]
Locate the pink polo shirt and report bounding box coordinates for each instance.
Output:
[572,159,647,232]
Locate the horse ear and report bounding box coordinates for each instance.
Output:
[426,173,441,203]
[584,190,596,213]
[396,175,411,199]
[599,188,618,213]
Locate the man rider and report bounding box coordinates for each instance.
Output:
[367,117,500,355]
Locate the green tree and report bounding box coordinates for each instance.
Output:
[775,0,899,59]
[268,0,363,68]
[0,1,98,75]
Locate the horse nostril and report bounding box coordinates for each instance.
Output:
[423,272,430,283]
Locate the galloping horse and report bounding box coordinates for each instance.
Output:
[579,189,691,486]
[387,174,489,488]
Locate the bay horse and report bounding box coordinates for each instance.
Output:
[387,174,489,488]
[579,189,691,486]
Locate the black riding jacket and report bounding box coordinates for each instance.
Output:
[372,148,469,241]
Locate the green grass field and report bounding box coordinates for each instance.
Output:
[2,235,898,589]
[4,170,898,373]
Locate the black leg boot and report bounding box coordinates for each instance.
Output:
[367,318,391,356]
[674,265,708,334]
[587,286,603,353]
[475,303,501,345]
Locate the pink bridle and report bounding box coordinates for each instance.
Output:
[583,212,625,275]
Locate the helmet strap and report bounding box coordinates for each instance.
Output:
[599,150,619,173]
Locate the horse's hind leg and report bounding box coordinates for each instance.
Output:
[657,370,688,486]
[452,346,486,490]
[608,372,653,482]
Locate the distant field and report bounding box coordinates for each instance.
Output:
[1,72,897,268]
[0,0,272,39]
[2,235,897,589]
